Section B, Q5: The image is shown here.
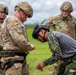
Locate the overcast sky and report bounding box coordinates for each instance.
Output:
[0,0,76,24]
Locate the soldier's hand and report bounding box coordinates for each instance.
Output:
[36,62,45,71]
[30,44,35,50]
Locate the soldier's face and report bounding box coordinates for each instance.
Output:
[61,11,71,18]
[37,30,45,43]
[19,10,28,22]
[0,11,6,22]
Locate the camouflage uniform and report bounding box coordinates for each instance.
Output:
[0,23,4,75]
[0,3,8,49]
[43,1,76,39]
[0,23,3,48]
[0,4,8,75]
[0,2,33,75]
[45,15,76,39]
[43,31,76,75]
[43,2,76,75]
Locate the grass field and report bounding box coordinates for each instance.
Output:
[26,25,54,75]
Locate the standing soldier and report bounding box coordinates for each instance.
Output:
[1,1,35,75]
[0,3,8,49]
[43,1,76,75]
[0,3,8,75]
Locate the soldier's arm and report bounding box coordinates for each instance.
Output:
[7,19,34,52]
[43,33,62,66]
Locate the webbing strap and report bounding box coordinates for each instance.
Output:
[5,60,24,70]
[0,51,28,57]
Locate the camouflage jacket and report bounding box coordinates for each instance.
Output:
[43,15,76,39]
[0,22,3,48]
[43,31,76,66]
[0,22,2,31]
[1,14,32,52]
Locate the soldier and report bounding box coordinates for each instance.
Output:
[44,1,76,39]
[43,1,76,75]
[0,3,8,75]
[0,3,8,49]
[0,1,35,75]
[32,24,76,75]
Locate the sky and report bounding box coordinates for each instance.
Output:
[0,0,76,24]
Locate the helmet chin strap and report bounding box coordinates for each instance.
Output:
[38,30,47,42]
[19,11,24,22]
[0,18,5,20]
[42,31,47,42]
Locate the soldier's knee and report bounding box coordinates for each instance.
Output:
[54,63,59,70]
[69,69,76,75]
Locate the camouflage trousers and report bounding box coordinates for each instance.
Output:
[0,56,30,75]
[52,61,60,75]
[22,60,30,75]
[0,49,4,75]
[5,61,30,75]
[64,55,76,75]
[53,54,76,75]
[53,60,63,75]
[0,68,4,75]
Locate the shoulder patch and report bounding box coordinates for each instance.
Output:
[18,25,23,30]
[12,20,20,27]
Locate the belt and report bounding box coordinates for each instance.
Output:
[0,51,29,57]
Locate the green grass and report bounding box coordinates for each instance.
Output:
[26,26,54,75]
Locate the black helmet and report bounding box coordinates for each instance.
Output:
[32,24,50,39]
